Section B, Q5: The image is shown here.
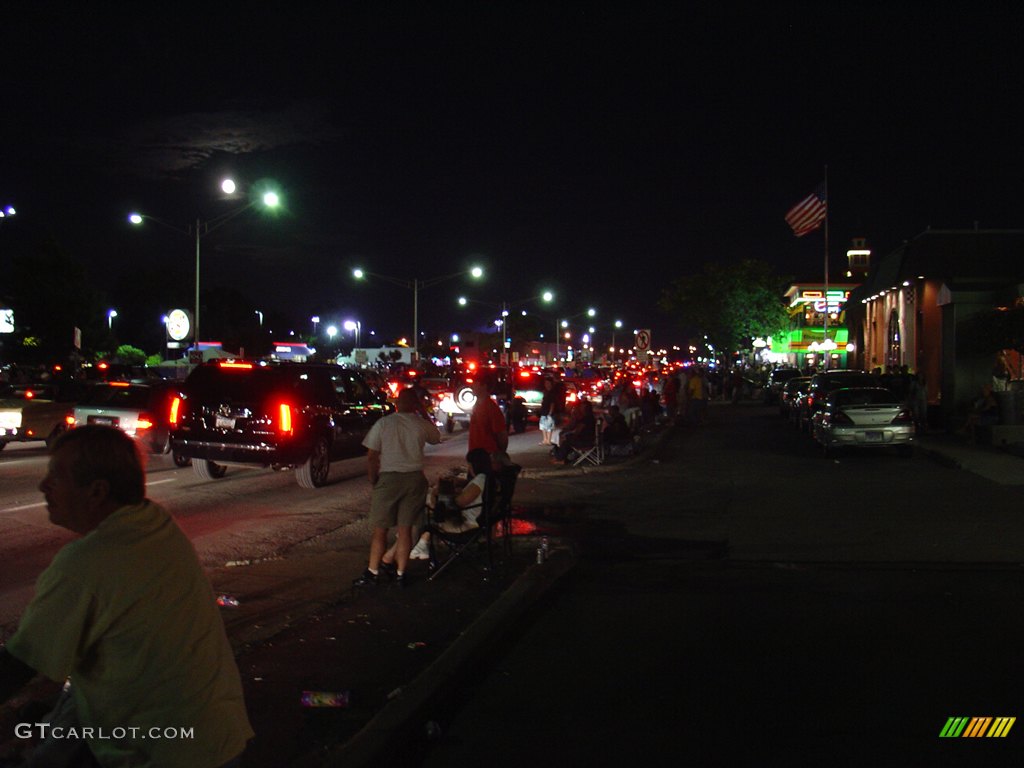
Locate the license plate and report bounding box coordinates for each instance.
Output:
[88,416,116,427]
[865,431,883,442]
[215,415,236,430]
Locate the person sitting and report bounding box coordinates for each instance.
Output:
[382,448,493,564]
[602,405,634,456]
[552,399,596,464]
[964,383,1000,443]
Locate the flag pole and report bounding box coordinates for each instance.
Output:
[822,165,830,371]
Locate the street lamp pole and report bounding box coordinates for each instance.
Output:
[353,266,483,363]
[130,183,280,353]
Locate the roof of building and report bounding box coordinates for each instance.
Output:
[850,229,1024,304]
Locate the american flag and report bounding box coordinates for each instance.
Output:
[785,183,827,237]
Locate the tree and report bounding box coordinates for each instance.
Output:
[659,259,789,356]
[6,238,104,361]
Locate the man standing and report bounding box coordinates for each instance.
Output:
[354,388,441,587]
[467,378,508,455]
[0,425,252,768]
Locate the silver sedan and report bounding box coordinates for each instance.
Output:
[811,387,914,457]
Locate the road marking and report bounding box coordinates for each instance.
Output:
[0,502,45,513]
[0,478,176,514]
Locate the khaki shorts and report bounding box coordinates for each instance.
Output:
[370,471,428,528]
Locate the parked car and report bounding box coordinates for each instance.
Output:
[799,370,880,432]
[811,387,915,457]
[70,381,183,459]
[779,376,811,418]
[763,367,803,404]
[169,362,392,488]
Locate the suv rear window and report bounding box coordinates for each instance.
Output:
[185,365,317,403]
[79,385,154,409]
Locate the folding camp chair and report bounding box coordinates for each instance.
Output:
[572,417,605,466]
[426,463,522,581]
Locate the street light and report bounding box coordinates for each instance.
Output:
[556,307,597,360]
[0,205,15,220]
[311,316,320,337]
[343,319,362,347]
[128,180,281,351]
[107,309,118,330]
[352,265,484,362]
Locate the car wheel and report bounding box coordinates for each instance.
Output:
[193,459,227,480]
[297,437,330,489]
[0,441,6,452]
[444,415,455,434]
[172,451,191,467]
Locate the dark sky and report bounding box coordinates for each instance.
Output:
[3,2,1023,350]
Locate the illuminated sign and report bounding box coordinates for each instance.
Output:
[796,290,849,314]
[0,309,13,334]
[165,309,192,342]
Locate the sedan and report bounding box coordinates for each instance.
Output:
[811,387,914,457]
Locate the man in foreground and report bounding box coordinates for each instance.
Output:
[0,425,252,767]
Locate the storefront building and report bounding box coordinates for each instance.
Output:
[846,228,1024,427]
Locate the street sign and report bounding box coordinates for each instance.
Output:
[635,329,651,352]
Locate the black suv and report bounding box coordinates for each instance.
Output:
[169,362,392,488]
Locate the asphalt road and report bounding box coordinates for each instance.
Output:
[415,405,1024,767]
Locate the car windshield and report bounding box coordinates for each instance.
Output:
[834,388,899,406]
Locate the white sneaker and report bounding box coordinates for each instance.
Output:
[409,539,430,560]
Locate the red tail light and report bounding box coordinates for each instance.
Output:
[891,409,913,424]
[219,362,253,369]
[109,381,130,387]
[278,403,293,434]
[24,390,34,399]
[66,415,77,426]
[827,410,855,426]
[136,414,154,431]
[169,397,182,425]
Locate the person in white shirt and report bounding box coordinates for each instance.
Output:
[353,388,441,587]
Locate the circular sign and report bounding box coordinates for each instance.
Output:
[635,329,651,351]
[166,309,192,341]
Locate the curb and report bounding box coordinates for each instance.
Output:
[312,548,577,767]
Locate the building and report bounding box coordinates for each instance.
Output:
[846,228,1024,428]
[768,240,872,370]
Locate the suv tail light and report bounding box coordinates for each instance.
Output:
[278,403,294,434]
[136,414,155,431]
[169,397,182,425]
[65,414,77,427]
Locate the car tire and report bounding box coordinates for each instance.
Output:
[193,459,227,480]
[296,437,330,489]
[0,441,6,452]
[172,451,191,467]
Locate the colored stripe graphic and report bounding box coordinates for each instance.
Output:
[940,716,1015,738]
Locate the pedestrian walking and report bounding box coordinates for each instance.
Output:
[354,388,441,587]
[0,425,252,768]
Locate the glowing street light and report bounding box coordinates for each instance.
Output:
[128,179,281,350]
[343,319,362,347]
[107,309,118,330]
[353,264,484,361]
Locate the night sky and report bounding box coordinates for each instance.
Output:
[2,2,1022,351]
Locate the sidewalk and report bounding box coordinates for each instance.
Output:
[915,430,1024,485]
[224,414,1022,765]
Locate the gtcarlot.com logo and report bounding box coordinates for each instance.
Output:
[940,716,1015,738]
